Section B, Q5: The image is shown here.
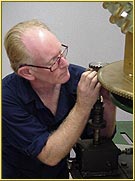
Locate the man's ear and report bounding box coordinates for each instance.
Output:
[17,67,35,80]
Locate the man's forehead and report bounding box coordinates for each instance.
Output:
[21,28,49,42]
[21,28,59,47]
[21,27,61,61]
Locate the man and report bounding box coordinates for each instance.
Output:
[2,19,116,179]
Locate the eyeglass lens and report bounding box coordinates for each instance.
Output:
[50,46,68,71]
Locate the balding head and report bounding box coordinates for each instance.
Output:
[4,19,51,72]
[21,28,61,65]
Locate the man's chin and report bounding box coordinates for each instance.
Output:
[60,72,70,84]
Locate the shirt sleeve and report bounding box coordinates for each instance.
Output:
[2,88,50,158]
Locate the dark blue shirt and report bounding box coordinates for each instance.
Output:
[2,64,93,179]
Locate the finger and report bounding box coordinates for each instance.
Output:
[80,70,94,82]
[96,82,101,90]
[85,72,98,90]
[88,74,99,90]
[85,71,98,86]
[94,82,102,97]
[85,68,93,71]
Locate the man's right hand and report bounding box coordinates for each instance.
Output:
[76,70,101,112]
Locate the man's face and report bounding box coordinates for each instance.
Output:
[21,28,70,85]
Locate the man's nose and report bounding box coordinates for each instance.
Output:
[59,57,69,68]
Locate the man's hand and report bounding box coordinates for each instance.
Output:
[76,70,101,111]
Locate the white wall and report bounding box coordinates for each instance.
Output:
[2,2,132,121]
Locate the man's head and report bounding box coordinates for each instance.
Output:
[4,19,50,73]
[4,19,70,84]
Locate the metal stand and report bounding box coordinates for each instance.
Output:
[68,63,133,179]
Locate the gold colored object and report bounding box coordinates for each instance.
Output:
[98,2,133,100]
[98,60,132,100]
[103,2,133,33]
[124,32,133,79]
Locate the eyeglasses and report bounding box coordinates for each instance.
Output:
[18,44,68,72]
